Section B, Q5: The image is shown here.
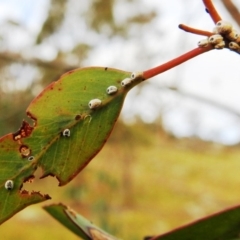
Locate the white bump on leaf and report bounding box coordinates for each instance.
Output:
[28,156,35,161]
[106,86,118,95]
[62,129,71,137]
[5,180,14,190]
[88,99,102,109]
[216,20,232,34]
[121,78,132,87]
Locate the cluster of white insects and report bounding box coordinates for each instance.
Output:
[5,72,142,191]
[61,72,142,141]
[121,72,142,87]
[88,72,141,110]
[198,20,240,52]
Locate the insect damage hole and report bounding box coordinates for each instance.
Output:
[19,145,31,157]
[5,180,14,190]
[21,167,56,197]
[62,129,71,137]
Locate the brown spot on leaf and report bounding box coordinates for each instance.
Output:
[19,145,31,157]
[20,190,51,200]
[20,189,29,195]
[75,115,81,121]
[13,121,34,141]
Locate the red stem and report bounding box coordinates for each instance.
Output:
[202,0,222,23]
[143,47,213,80]
[179,24,213,37]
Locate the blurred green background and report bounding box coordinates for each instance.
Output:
[1,0,240,239]
[2,121,240,239]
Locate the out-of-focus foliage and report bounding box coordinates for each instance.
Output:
[36,0,67,44]
[44,203,118,240]
[2,121,240,239]
[87,0,116,34]
[0,0,158,137]
[1,0,240,144]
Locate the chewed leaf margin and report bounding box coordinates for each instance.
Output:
[0,134,50,224]
[0,67,145,224]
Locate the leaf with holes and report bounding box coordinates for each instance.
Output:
[0,67,145,224]
[44,203,118,240]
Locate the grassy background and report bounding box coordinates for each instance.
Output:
[1,121,240,240]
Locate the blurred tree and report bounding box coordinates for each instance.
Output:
[0,0,158,136]
[0,0,240,141]
[36,0,67,44]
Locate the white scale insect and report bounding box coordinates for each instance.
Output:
[5,180,14,190]
[106,86,118,95]
[215,20,232,35]
[121,77,132,87]
[198,21,240,49]
[88,99,102,109]
[62,129,71,137]
[121,72,142,87]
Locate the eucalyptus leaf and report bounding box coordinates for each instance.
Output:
[150,205,240,240]
[0,67,144,224]
[44,203,118,240]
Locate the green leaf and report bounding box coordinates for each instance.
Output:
[150,205,240,240]
[0,134,51,224]
[0,67,144,224]
[44,203,118,240]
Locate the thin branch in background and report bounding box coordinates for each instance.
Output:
[164,86,240,118]
[0,51,79,72]
[222,0,240,27]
